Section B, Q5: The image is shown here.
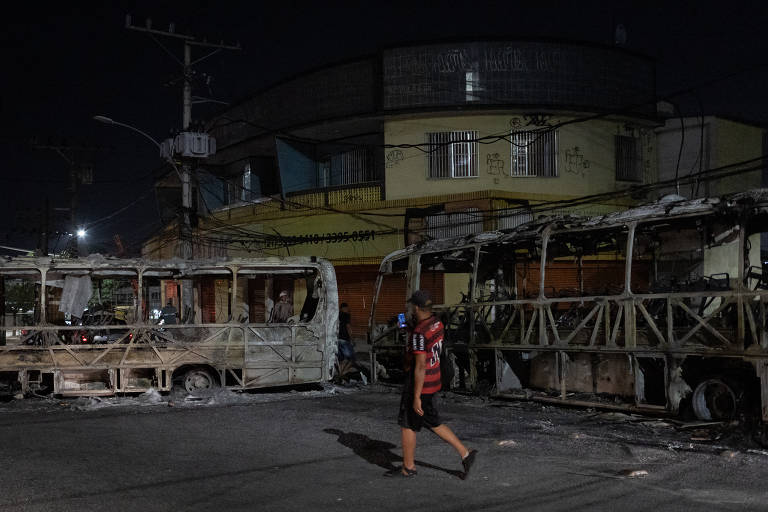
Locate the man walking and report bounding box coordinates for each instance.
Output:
[395,290,477,478]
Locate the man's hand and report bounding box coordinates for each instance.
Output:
[413,396,424,416]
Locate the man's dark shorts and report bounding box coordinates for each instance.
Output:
[398,390,442,432]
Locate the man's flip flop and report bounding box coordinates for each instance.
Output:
[461,450,477,479]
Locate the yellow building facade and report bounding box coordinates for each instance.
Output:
[384,114,657,200]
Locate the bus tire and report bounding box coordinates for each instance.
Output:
[183,368,218,393]
[691,378,737,421]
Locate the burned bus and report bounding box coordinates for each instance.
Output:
[0,256,338,396]
[369,190,768,422]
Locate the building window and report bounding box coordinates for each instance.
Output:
[426,131,478,178]
[241,164,253,202]
[510,129,558,177]
[465,71,482,102]
[321,148,373,187]
[226,180,238,204]
[318,160,331,188]
[615,135,642,182]
[332,148,373,185]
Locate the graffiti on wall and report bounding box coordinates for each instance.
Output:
[509,114,555,131]
[486,153,505,176]
[523,114,553,127]
[509,117,524,131]
[340,192,365,203]
[564,146,590,177]
[386,149,405,167]
[638,128,654,182]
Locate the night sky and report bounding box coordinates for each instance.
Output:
[3,1,768,256]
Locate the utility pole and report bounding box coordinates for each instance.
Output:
[69,161,77,254]
[125,15,239,259]
[41,197,49,256]
[125,14,239,322]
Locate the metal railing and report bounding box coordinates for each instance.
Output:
[287,182,384,208]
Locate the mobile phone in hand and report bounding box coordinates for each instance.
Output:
[397,313,406,329]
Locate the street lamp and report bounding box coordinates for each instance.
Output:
[92,116,182,180]
[93,114,192,261]
[76,229,86,239]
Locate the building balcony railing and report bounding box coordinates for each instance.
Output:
[286,181,384,209]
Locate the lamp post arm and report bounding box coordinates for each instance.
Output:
[108,120,162,149]
[95,116,182,180]
[93,114,191,260]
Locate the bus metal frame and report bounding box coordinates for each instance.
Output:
[369,190,768,421]
[0,256,338,396]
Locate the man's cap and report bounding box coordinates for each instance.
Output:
[279,290,289,297]
[407,290,432,308]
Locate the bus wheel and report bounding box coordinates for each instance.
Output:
[691,378,737,421]
[183,368,217,393]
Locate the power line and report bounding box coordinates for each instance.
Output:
[196,150,768,238]
[130,126,768,258]
[166,154,767,256]
[204,154,768,248]
[83,187,159,230]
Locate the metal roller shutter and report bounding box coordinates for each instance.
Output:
[335,265,396,341]
[527,261,650,298]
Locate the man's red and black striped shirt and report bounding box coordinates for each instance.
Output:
[406,315,444,395]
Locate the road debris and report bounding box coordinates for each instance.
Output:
[140,388,163,404]
[0,383,363,414]
[674,421,725,430]
[497,440,518,447]
[689,428,724,442]
[620,469,649,478]
[690,429,712,441]
[639,420,674,429]
[594,412,636,422]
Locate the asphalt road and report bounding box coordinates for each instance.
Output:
[0,385,767,512]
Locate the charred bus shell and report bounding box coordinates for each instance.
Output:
[369,190,768,422]
[0,256,338,397]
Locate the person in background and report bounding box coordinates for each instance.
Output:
[338,302,355,361]
[160,299,177,325]
[265,295,274,323]
[270,290,293,323]
[236,302,249,323]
